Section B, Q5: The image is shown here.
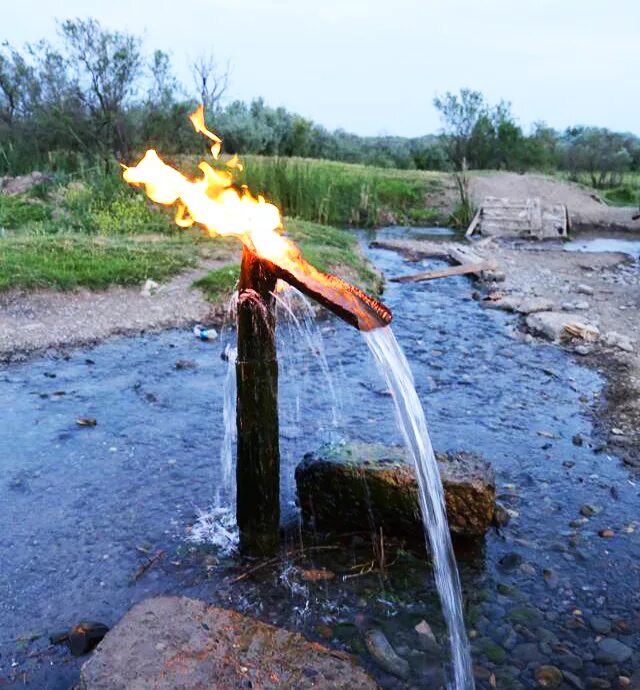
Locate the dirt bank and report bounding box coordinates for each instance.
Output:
[0,261,226,362]
[469,172,640,232]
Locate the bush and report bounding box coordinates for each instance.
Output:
[0,195,52,229]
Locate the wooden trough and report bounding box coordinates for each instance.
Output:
[466,197,569,239]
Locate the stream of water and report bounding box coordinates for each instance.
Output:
[1,227,639,689]
[364,327,474,690]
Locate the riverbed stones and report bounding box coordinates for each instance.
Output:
[295,443,496,540]
[78,597,377,690]
[535,665,563,688]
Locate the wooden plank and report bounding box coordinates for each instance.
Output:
[391,260,493,283]
[465,208,482,238]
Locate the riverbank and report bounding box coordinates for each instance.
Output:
[375,232,640,468]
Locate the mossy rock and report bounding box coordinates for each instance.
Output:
[295,442,496,540]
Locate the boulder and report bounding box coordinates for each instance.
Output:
[295,443,496,539]
[79,597,377,690]
[526,311,599,343]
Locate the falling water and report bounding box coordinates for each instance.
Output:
[272,284,342,428]
[219,344,237,508]
[363,326,474,690]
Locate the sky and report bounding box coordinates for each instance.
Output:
[2,0,639,137]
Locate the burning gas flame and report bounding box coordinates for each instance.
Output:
[123,106,392,331]
[123,107,296,263]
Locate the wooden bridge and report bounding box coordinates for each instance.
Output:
[466,197,569,239]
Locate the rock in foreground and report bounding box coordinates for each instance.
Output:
[79,596,377,690]
[295,443,496,539]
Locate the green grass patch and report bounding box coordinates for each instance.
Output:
[192,264,241,302]
[0,195,52,229]
[603,185,639,206]
[0,234,197,291]
[194,218,381,304]
[219,156,446,227]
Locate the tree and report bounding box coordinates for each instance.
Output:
[191,53,229,115]
[433,88,487,170]
[563,127,633,187]
[58,18,143,156]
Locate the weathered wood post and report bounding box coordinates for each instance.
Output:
[236,245,280,556]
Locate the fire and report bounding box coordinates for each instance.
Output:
[123,107,295,264]
[123,105,392,331]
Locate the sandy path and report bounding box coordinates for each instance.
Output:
[0,261,230,360]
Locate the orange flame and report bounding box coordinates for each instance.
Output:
[188,103,222,159]
[123,106,298,263]
[122,105,393,331]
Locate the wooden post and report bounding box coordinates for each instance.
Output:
[236,245,280,556]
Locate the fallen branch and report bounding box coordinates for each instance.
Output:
[132,549,165,582]
[391,260,493,283]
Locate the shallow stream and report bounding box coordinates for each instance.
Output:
[1,229,639,689]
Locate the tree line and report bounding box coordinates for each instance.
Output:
[1,18,639,188]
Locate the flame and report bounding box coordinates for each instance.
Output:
[188,104,222,159]
[123,106,298,263]
[122,105,393,331]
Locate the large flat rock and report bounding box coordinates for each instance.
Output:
[295,443,496,539]
[79,596,378,690]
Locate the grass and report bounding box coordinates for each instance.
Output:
[0,234,198,291]
[553,171,640,208]
[169,155,447,228]
[1,158,389,305]
[193,218,382,304]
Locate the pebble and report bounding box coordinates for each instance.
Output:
[364,629,410,679]
[594,637,633,664]
[534,665,563,688]
[589,616,611,634]
[577,284,594,296]
[598,528,615,538]
[512,641,545,663]
[563,670,585,689]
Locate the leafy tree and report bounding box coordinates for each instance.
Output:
[58,18,143,156]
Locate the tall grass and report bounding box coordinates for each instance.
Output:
[235,156,445,227]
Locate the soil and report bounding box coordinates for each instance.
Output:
[0,260,229,362]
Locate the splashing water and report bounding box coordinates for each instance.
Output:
[363,326,474,690]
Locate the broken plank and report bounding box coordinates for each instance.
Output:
[465,208,482,238]
[391,261,493,283]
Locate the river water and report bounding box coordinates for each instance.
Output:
[1,228,639,688]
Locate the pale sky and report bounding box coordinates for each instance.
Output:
[2,0,639,137]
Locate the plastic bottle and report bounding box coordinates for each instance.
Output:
[193,324,218,341]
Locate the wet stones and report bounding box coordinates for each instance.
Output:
[534,665,563,688]
[79,596,377,690]
[594,638,633,664]
[295,443,496,540]
[363,629,410,679]
[526,312,600,343]
[68,621,110,656]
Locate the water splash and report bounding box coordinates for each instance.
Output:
[363,326,474,690]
